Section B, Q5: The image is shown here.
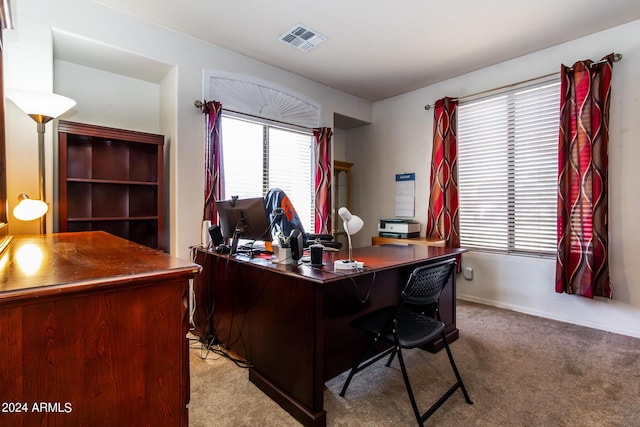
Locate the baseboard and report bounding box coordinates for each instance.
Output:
[457,295,640,339]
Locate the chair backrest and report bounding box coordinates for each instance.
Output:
[265,188,341,249]
[264,188,306,237]
[401,259,456,306]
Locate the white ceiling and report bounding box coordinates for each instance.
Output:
[84,0,640,102]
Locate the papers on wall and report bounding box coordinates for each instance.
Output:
[395,173,415,217]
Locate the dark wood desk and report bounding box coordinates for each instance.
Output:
[194,244,464,427]
[0,232,200,427]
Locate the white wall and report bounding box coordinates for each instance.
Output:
[347,19,640,337]
[333,128,347,161]
[4,0,372,259]
[54,61,161,133]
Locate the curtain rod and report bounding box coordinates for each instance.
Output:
[424,52,622,111]
[194,99,314,132]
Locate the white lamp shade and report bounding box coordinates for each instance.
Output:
[13,194,49,221]
[338,207,363,235]
[6,89,76,120]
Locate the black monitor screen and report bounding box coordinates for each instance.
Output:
[216,196,272,242]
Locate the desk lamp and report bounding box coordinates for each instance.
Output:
[13,193,48,222]
[334,207,364,270]
[6,89,76,233]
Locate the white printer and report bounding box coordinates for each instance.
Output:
[378,218,420,238]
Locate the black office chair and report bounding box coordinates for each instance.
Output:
[339,258,473,426]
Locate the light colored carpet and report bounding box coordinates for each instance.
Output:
[189,300,640,426]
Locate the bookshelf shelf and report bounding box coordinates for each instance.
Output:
[58,121,164,249]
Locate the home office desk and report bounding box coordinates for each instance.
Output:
[194,244,465,427]
[0,231,200,427]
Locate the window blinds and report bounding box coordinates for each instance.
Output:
[267,127,314,230]
[221,115,315,233]
[457,80,560,255]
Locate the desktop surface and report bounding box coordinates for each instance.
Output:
[0,231,199,299]
[216,243,465,283]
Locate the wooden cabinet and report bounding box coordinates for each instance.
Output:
[0,232,200,427]
[333,160,353,248]
[0,30,10,256]
[58,121,164,249]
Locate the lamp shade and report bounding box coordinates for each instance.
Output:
[6,89,76,122]
[338,207,363,235]
[13,194,48,222]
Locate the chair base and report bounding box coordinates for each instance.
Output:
[419,380,471,424]
[340,335,473,426]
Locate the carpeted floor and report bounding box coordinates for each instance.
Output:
[188,300,640,426]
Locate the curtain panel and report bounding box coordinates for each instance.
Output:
[313,127,333,234]
[202,100,224,223]
[556,54,614,298]
[427,97,460,250]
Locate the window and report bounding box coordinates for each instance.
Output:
[221,115,315,232]
[457,80,560,256]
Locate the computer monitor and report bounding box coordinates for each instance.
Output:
[216,196,272,253]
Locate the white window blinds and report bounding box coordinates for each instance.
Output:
[221,115,315,233]
[457,80,560,255]
[267,127,314,230]
[221,116,264,198]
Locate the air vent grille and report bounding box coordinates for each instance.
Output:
[279,25,327,52]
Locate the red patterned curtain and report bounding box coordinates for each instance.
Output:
[556,55,614,298]
[202,100,224,222]
[427,97,460,251]
[313,127,333,234]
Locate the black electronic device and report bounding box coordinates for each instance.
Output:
[215,244,230,254]
[208,224,224,247]
[216,196,272,255]
[310,243,324,266]
[289,229,305,261]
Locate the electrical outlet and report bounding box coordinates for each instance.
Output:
[463,267,473,280]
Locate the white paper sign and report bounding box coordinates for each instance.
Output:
[395,173,415,217]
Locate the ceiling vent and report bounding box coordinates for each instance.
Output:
[279,25,327,52]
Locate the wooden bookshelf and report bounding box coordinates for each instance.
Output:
[58,121,164,249]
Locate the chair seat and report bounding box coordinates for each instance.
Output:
[353,306,445,348]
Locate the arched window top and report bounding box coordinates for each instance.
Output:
[204,71,321,128]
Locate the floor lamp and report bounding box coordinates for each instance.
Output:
[6,89,76,234]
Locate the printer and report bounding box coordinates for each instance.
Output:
[378,218,420,238]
